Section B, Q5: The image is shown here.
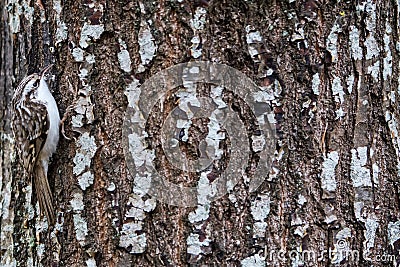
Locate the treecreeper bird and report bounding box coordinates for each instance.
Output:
[12,65,60,224]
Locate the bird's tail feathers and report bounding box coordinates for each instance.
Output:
[34,163,55,224]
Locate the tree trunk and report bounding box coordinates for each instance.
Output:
[1,0,400,266]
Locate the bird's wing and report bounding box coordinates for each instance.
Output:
[12,100,49,174]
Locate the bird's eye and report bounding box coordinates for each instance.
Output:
[33,80,39,88]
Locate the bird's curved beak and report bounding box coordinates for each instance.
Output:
[40,64,53,79]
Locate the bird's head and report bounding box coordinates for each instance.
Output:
[13,65,53,104]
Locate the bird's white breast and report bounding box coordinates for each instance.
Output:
[37,79,60,162]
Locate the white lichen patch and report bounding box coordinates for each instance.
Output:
[71,115,84,127]
[354,201,364,221]
[190,7,207,30]
[253,221,268,238]
[190,7,207,58]
[245,25,281,131]
[76,84,93,108]
[70,192,84,211]
[389,91,396,103]
[86,258,97,267]
[398,62,400,99]
[241,254,265,267]
[0,178,12,219]
[55,21,68,46]
[327,22,341,62]
[128,195,156,214]
[347,75,354,94]
[0,225,15,266]
[137,20,157,72]
[388,221,400,246]
[321,151,339,192]
[251,135,266,152]
[294,224,309,237]
[124,78,141,108]
[188,201,209,223]
[7,0,34,33]
[372,163,379,184]
[79,23,104,48]
[36,243,45,261]
[349,26,362,60]
[365,35,379,60]
[86,54,96,64]
[125,205,149,220]
[291,23,305,42]
[210,86,227,109]
[73,69,95,126]
[324,215,337,224]
[335,107,345,119]
[246,25,263,61]
[190,36,202,59]
[364,217,379,250]
[53,0,68,45]
[118,39,132,73]
[188,171,215,223]
[360,1,378,60]
[250,194,270,238]
[35,205,49,234]
[246,28,263,44]
[77,171,94,190]
[119,222,147,253]
[367,61,380,82]
[107,182,116,192]
[297,194,307,206]
[291,216,303,226]
[187,111,226,253]
[187,233,211,256]
[350,146,371,187]
[386,112,400,176]
[251,194,270,221]
[332,76,345,104]
[119,160,157,254]
[24,185,34,220]
[252,90,275,102]
[73,132,97,176]
[205,117,225,161]
[72,48,84,62]
[331,76,346,119]
[383,22,392,81]
[311,73,320,95]
[175,84,200,142]
[128,133,155,167]
[73,214,88,245]
[79,68,89,79]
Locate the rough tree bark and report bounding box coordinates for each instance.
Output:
[1,0,400,266]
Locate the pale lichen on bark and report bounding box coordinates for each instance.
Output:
[53,0,68,46]
[250,193,270,238]
[137,2,157,73]
[7,0,34,34]
[321,150,339,193]
[122,76,158,254]
[117,38,132,73]
[190,7,207,58]
[240,254,266,267]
